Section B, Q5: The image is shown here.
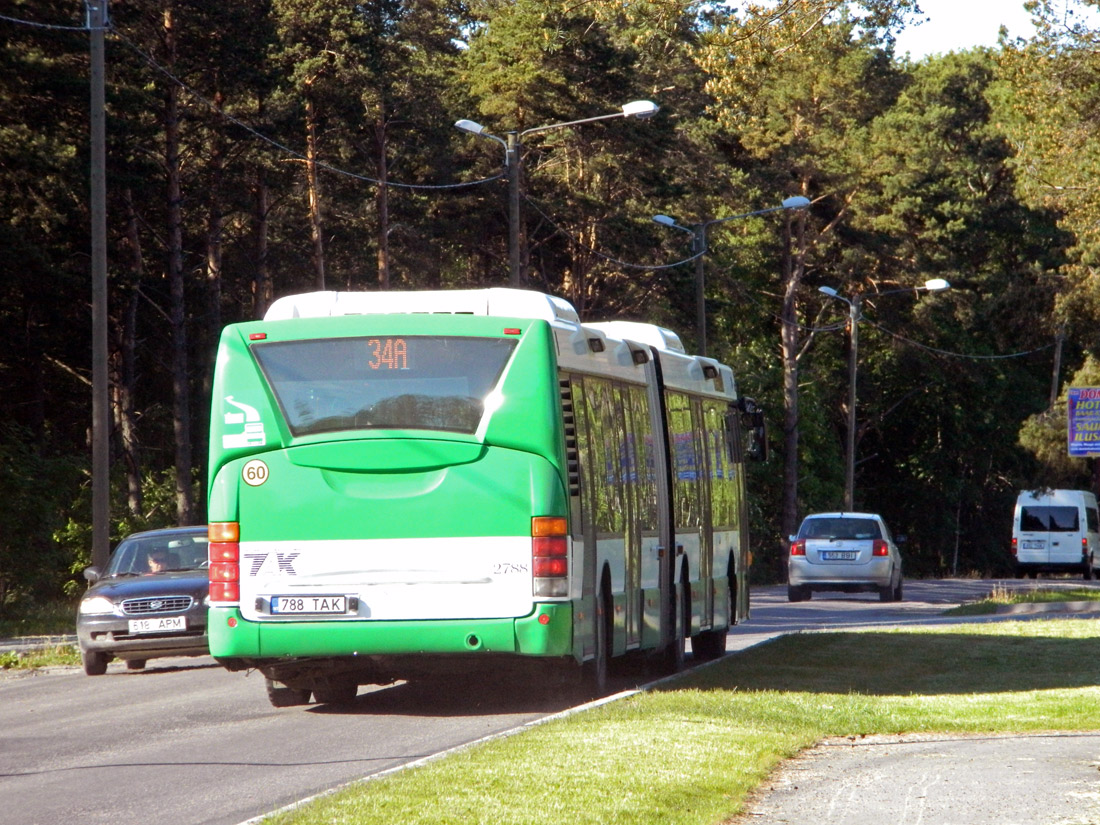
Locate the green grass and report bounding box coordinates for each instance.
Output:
[0,644,80,670]
[261,619,1100,825]
[946,584,1100,616]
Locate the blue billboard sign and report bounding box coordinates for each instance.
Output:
[1067,387,1100,457]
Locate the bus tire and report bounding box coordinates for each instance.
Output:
[265,677,312,708]
[654,579,688,675]
[582,587,610,696]
[692,578,731,661]
[312,678,358,704]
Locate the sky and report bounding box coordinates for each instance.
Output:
[891,0,1093,58]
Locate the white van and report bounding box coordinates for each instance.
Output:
[1012,489,1100,579]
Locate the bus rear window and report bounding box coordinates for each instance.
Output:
[253,336,517,436]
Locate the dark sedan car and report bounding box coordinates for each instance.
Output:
[76,526,209,675]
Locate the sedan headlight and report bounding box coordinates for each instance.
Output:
[79,595,117,615]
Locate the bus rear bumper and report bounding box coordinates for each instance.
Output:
[207,603,573,660]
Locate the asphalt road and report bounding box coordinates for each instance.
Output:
[2,578,1096,825]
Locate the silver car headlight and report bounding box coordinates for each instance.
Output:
[79,595,117,615]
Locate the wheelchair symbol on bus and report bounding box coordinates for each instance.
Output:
[222,396,267,448]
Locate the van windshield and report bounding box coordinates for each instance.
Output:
[1020,506,1079,532]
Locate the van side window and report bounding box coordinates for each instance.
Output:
[1089,508,1099,534]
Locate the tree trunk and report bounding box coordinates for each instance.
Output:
[118,188,144,517]
[164,5,194,525]
[375,120,391,289]
[304,89,326,291]
[252,168,272,318]
[780,208,807,576]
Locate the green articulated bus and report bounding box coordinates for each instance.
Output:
[206,289,766,707]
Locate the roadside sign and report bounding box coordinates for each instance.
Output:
[1067,387,1100,457]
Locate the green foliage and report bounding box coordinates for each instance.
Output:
[0,427,82,613]
[4,0,1100,603]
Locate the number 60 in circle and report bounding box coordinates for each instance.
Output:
[242,459,269,487]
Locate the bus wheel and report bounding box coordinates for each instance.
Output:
[312,678,358,705]
[265,677,312,708]
[692,583,731,661]
[582,588,609,696]
[654,581,687,675]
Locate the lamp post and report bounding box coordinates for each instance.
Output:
[653,196,810,356]
[819,278,951,510]
[456,100,659,287]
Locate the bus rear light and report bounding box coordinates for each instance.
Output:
[208,522,240,604]
[532,517,569,597]
[209,562,239,582]
[872,540,889,557]
[790,539,806,556]
[210,582,240,602]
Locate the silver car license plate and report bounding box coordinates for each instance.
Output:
[821,551,857,561]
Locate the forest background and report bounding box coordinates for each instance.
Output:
[3,0,1100,613]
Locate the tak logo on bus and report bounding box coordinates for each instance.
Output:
[242,553,300,577]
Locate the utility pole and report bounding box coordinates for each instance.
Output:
[88,0,110,570]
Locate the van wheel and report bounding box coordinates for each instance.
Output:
[1085,559,1095,581]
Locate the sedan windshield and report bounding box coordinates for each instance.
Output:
[105,533,209,577]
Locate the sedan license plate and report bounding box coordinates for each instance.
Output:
[821,551,858,561]
[128,616,186,634]
[271,595,347,615]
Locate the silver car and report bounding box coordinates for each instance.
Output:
[788,512,903,602]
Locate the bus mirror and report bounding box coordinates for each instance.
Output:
[737,397,768,462]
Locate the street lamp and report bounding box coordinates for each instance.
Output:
[456,100,660,286]
[818,278,951,510]
[653,196,810,356]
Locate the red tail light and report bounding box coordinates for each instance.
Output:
[532,516,568,597]
[1011,537,1018,557]
[872,539,890,557]
[790,539,806,556]
[208,522,240,604]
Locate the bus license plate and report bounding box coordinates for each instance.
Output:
[129,616,186,634]
[821,551,857,561]
[271,596,348,615]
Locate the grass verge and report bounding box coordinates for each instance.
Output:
[0,644,80,670]
[946,584,1100,616]
[261,619,1100,825]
